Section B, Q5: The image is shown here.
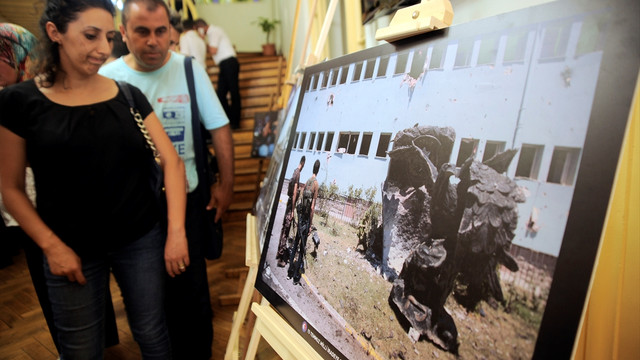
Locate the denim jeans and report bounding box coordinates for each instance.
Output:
[44,224,171,360]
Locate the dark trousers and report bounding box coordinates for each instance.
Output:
[217,57,241,129]
[276,199,294,264]
[165,188,213,360]
[288,214,310,283]
[1,225,119,353]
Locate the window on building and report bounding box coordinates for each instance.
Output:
[308,132,316,150]
[338,132,359,154]
[293,132,300,149]
[540,23,570,60]
[409,47,428,78]
[316,132,325,151]
[547,147,581,185]
[504,29,529,63]
[515,144,544,179]
[575,17,606,57]
[376,133,392,157]
[299,132,307,150]
[482,141,507,163]
[320,71,329,89]
[395,52,409,74]
[454,39,473,68]
[377,56,389,78]
[428,44,445,70]
[456,138,479,166]
[352,62,363,82]
[477,34,500,65]
[339,65,349,84]
[325,132,334,152]
[359,133,373,156]
[364,59,376,80]
[308,75,317,91]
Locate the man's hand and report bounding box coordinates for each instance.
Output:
[207,181,233,222]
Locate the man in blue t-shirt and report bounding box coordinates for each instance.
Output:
[100,1,234,359]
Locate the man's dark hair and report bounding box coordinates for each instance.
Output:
[313,160,320,175]
[122,0,170,26]
[300,156,306,166]
[194,19,208,28]
[182,19,195,30]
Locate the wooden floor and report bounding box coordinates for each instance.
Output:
[0,217,280,360]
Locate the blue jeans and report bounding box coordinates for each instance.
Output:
[44,224,171,360]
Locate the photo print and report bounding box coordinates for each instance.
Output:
[255,1,639,359]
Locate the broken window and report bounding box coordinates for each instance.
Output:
[547,147,581,185]
[376,133,392,158]
[352,62,363,82]
[293,132,300,149]
[456,138,479,166]
[515,144,544,179]
[377,56,390,78]
[364,59,376,80]
[428,44,445,70]
[410,47,428,78]
[482,141,507,163]
[395,52,409,74]
[316,132,325,151]
[360,133,373,156]
[299,132,307,150]
[308,132,316,150]
[338,132,359,154]
[325,132,334,152]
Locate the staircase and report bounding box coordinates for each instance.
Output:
[206,53,287,222]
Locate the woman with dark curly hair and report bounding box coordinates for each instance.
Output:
[0,1,189,358]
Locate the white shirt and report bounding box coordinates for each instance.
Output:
[179,29,207,68]
[205,25,236,64]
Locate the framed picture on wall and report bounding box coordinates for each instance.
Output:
[254,1,639,359]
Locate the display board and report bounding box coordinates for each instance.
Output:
[254,1,639,359]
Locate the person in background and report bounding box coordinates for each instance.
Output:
[179,18,206,67]
[106,31,129,63]
[0,23,38,268]
[100,0,235,358]
[0,0,189,358]
[169,13,182,53]
[195,18,241,129]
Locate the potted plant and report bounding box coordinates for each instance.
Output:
[253,16,280,56]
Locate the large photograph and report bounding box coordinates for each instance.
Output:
[255,1,639,359]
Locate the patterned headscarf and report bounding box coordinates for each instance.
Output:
[0,23,38,83]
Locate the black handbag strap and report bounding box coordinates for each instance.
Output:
[184,57,211,200]
[117,80,158,157]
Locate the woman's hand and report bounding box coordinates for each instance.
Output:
[42,238,86,284]
[164,228,189,277]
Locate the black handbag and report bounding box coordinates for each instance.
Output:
[117,81,166,219]
[184,57,224,260]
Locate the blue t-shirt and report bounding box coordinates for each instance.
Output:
[100,52,229,192]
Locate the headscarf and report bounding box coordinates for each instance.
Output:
[0,23,38,83]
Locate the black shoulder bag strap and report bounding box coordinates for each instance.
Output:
[184,56,224,260]
[184,56,212,202]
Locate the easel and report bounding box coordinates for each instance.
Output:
[225,2,454,359]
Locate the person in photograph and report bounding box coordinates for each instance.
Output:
[288,159,320,285]
[0,0,189,358]
[195,18,241,129]
[276,156,305,267]
[100,0,234,358]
